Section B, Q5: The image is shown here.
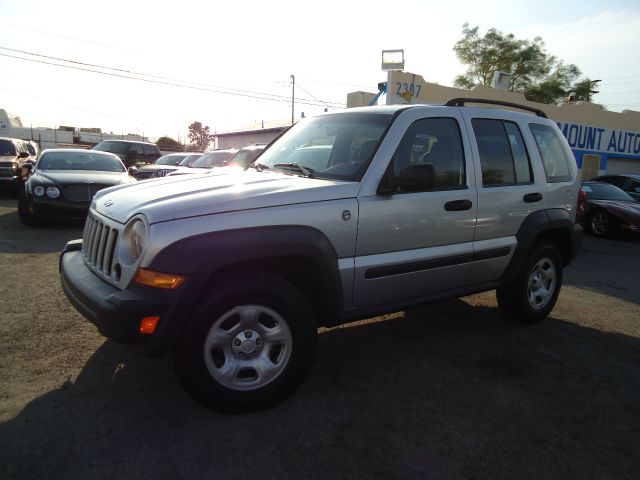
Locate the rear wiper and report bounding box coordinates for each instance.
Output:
[273,162,314,177]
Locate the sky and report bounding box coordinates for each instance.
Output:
[1,0,639,142]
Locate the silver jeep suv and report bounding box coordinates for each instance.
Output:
[60,99,582,412]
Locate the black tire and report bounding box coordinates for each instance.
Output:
[496,243,563,324]
[588,209,612,237]
[17,190,41,226]
[174,271,317,413]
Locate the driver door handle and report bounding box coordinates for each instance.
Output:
[523,192,543,203]
[444,199,473,211]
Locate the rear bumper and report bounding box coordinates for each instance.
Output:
[570,222,583,263]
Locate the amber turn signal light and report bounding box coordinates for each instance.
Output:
[139,316,160,334]
[134,268,185,289]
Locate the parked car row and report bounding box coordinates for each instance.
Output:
[11,138,269,226]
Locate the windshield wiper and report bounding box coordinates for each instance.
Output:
[247,162,269,172]
[273,162,314,177]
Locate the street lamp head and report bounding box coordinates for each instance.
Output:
[381,49,404,71]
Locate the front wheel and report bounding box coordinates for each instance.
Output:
[17,191,41,226]
[174,271,317,413]
[497,243,563,324]
[589,209,612,237]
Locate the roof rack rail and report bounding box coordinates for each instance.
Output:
[444,98,548,118]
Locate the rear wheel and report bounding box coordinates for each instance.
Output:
[497,243,563,324]
[174,271,317,413]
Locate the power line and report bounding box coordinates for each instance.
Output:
[0,48,347,109]
[0,46,345,106]
[0,21,136,52]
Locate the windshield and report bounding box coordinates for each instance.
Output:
[93,141,129,154]
[37,151,126,172]
[227,147,264,168]
[0,139,17,156]
[191,151,236,168]
[155,154,186,165]
[254,112,393,181]
[582,183,635,202]
[178,154,203,166]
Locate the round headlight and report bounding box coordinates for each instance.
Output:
[120,217,148,265]
[46,186,60,198]
[33,186,45,196]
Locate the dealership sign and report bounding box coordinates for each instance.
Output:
[556,121,640,158]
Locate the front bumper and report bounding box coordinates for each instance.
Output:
[60,242,176,350]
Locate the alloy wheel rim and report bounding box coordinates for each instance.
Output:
[203,305,292,391]
[527,257,557,310]
[591,212,607,235]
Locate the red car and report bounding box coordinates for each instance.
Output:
[580,181,640,237]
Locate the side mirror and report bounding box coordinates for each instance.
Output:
[128,166,138,176]
[18,151,30,159]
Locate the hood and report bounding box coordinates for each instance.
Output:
[0,154,18,163]
[31,170,131,186]
[167,165,243,177]
[94,170,360,224]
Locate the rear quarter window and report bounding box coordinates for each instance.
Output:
[529,124,573,183]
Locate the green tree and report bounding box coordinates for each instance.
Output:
[156,136,183,151]
[453,24,593,105]
[188,122,213,152]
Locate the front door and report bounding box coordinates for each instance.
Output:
[354,110,477,308]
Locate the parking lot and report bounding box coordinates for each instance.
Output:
[0,193,639,480]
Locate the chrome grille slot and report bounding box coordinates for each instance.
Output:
[82,211,122,284]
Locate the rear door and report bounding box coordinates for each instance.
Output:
[461,110,544,283]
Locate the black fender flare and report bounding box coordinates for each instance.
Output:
[145,225,344,352]
[502,209,582,284]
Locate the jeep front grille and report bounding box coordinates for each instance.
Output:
[82,212,119,278]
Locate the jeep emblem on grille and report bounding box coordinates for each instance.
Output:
[104,199,114,207]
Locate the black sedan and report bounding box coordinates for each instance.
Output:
[590,173,640,201]
[18,149,136,225]
[580,181,640,237]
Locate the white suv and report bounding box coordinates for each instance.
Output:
[60,99,582,412]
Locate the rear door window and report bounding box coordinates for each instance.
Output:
[472,119,532,186]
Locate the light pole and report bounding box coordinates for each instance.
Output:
[290,74,295,125]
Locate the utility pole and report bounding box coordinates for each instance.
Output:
[290,74,295,125]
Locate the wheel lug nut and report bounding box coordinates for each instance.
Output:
[255,338,262,345]
[233,338,241,347]
[244,330,253,338]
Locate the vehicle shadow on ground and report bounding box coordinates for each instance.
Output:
[0,198,84,254]
[1,299,639,480]
[564,234,640,306]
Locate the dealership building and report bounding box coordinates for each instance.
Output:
[347,70,640,179]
